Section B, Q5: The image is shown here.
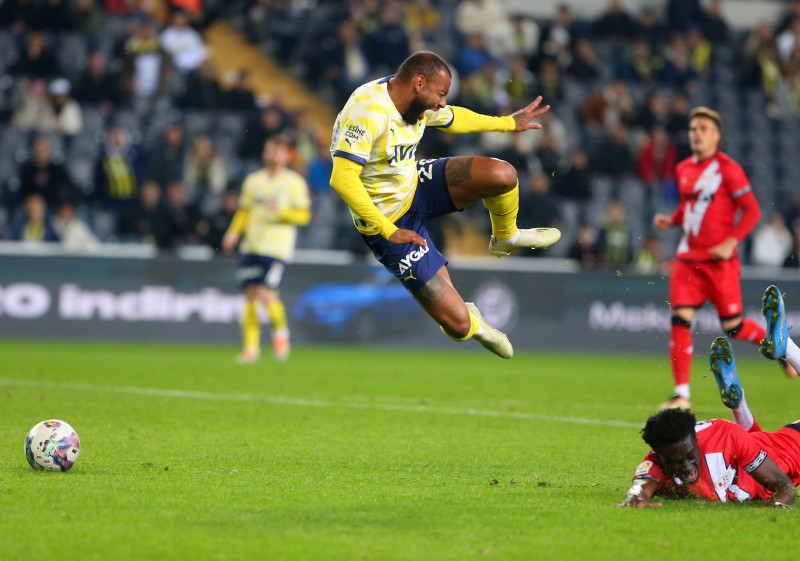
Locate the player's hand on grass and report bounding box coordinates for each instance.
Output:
[619,495,662,508]
[510,96,550,131]
[388,228,427,247]
[709,236,737,260]
[222,232,239,254]
[653,214,673,230]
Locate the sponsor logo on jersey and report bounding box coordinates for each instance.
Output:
[388,143,418,165]
[635,461,653,476]
[397,245,429,276]
[715,472,732,490]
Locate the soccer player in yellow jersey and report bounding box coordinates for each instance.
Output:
[330,51,560,359]
[222,134,311,363]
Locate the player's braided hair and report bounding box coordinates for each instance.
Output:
[641,408,697,451]
[395,51,452,82]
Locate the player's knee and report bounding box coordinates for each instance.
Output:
[488,160,518,192]
[724,321,743,337]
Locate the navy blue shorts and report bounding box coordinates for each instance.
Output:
[236,254,287,289]
[362,158,457,294]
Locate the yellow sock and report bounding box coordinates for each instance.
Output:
[241,300,260,351]
[441,310,480,342]
[266,299,288,333]
[483,182,519,240]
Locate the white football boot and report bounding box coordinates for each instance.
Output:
[489,228,561,257]
[465,302,513,359]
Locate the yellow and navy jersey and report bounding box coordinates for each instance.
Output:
[238,168,310,262]
[330,76,454,235]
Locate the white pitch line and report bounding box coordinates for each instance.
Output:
[0,378,641,429]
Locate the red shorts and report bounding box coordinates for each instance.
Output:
[669,258,742,318]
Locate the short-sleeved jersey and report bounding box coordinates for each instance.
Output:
[330,76,455,235]
[238,167,310,262]
[672,152,756,261]
[632,419,800,503]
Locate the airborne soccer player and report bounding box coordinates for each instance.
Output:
[329,51,560,358]
[222,134,311,363]
[621,285,800,509]
[653,106,770,410]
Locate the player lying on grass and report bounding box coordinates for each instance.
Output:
[621,285,800,508]
[329,51,560,359]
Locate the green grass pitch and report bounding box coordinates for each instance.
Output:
[1,339,798,560]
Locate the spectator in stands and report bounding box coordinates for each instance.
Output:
[321,21,370,105]
[634,8,666,48]
[778,0,800,34]
[93,126,148,213]
[505,55,536,106]
[533,129,562,178]
[239,105,291,160]
[597,199,632,268]
[0,0,38,34]
[9,30,58,78]
[48,78,83,138]
[160,180,199,249]
[742,22,776,72]
[179,59,221,110]
[667,93,692,161]
[666,0,704,34]
[785,229,800,269]
[196,188,239,252]
[53,198,99,251]
[593,0,637,42]
[567,38,602,82]
[751,212,793,268]
[518,172,560,234]
[73,0,103,38]
[151,123,186,187]
[124,18,169,99]
[117,179,166,245]
[704,0,731,45]
[579,79,634,132]
[73,52,124,117]
[365,3,410,75]
[777,17,800,63]
[18,135,76,211]
[38,0,74,31]
[592,124,636,192]
[404,0,441,44]
[535,57,564,101]
[488,14,539,63]
[634,92,670,131]
[160,8,207,74]
[686,24,712,78]
[183,134,227,208]
[11,78,53,131]
[456,33,495,77]
[633,233,668,275]
[454,0,508,40]
[538,4,574,70]
[638,126,678,212]
[624,38,667,87]
[554,147,593,244]
[12,193,59,242]
[569,223,600,268]
[658,33,699,89]
[219,69,256,111]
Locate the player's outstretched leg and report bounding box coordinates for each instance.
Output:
[761,285,790,361]
[709,336,742,409]
[760,285,798,378]
[465,302,513,359]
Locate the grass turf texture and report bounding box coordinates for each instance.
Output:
[1,340,798,560]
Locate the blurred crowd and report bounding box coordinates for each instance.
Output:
[2,0,800,274]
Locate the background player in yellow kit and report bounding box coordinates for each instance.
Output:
[222,134,311,363]
[329,51,560,359]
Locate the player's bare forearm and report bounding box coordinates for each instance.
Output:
[510,96,550,131]
[618,478,661,508]
[752,456,796,508]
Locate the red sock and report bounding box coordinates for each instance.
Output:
[748,418,762,433]
[670,323,693,386]
[731,318,766,345]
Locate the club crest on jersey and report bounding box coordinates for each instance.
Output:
[635,461,653,476]
[715,472,732,490]
[397,245,429,276]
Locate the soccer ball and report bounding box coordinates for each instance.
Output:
[25,419,81,472]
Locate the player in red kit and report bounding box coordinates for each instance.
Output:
[653,107,764,410]
[621,319,800,509]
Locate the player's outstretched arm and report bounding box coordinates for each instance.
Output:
[619,477,662,508]
[750,456,796,509]
[509,96,551,132]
